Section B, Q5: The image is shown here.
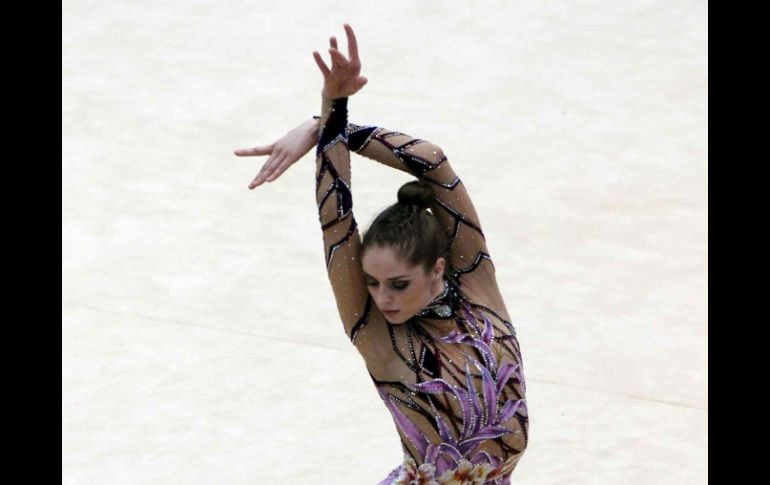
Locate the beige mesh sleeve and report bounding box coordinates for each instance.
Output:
[345,122,503,307]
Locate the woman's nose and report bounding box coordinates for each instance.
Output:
[374,288,393,305]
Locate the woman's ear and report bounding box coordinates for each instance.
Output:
[434,257,446,279]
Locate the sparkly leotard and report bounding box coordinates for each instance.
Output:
[315,96,528,484]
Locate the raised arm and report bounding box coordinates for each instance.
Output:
[343,121,501,304]
[311,24,391,346]
[314,95,373,342]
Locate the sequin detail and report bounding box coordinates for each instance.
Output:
[416,278,456,318]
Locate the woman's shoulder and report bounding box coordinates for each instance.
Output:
[451,288,516,344]
[451,267,511,320]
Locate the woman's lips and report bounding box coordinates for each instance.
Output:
[384,310,399,315]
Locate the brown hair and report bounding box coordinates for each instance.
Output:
[361,180,449,275]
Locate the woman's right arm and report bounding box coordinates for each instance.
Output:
[343,120,502,305]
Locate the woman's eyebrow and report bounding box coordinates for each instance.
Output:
[363,271,409,280]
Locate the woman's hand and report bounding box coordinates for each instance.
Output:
[234,118,319,189]
[313,23,368,99]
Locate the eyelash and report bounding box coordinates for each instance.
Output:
[366,281,409,290]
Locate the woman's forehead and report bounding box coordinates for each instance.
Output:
[362,246,412,272]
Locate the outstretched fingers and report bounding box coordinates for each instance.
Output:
[234,145,273,157]
[328,46,348,66]
[312,51,330,77]
[250,154,284,188]
[264,158,290,182]
[344,23,360,63]
[316,25,359,73]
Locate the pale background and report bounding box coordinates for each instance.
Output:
[62,0,708,483]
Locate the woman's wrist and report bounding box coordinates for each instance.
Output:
[322,88,350,101]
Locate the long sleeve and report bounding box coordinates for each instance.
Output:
[314,96,371,342]
[343,120,504,312]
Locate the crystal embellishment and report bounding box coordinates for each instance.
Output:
[416,279,454,318]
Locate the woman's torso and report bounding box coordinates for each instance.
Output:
[354,270,528,481]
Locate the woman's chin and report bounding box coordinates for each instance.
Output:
[383,310,408,324]
[387,314,415,324]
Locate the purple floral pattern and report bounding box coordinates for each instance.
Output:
[377,300,528,484]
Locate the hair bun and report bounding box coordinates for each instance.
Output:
[397,180,433,210]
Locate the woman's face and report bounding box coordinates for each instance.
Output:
[361,245,445,324]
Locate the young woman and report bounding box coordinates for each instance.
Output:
[235,23,528,485]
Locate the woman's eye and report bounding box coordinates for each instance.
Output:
[366,281,409,290]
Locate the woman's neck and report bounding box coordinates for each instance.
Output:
[414,277,454,329]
